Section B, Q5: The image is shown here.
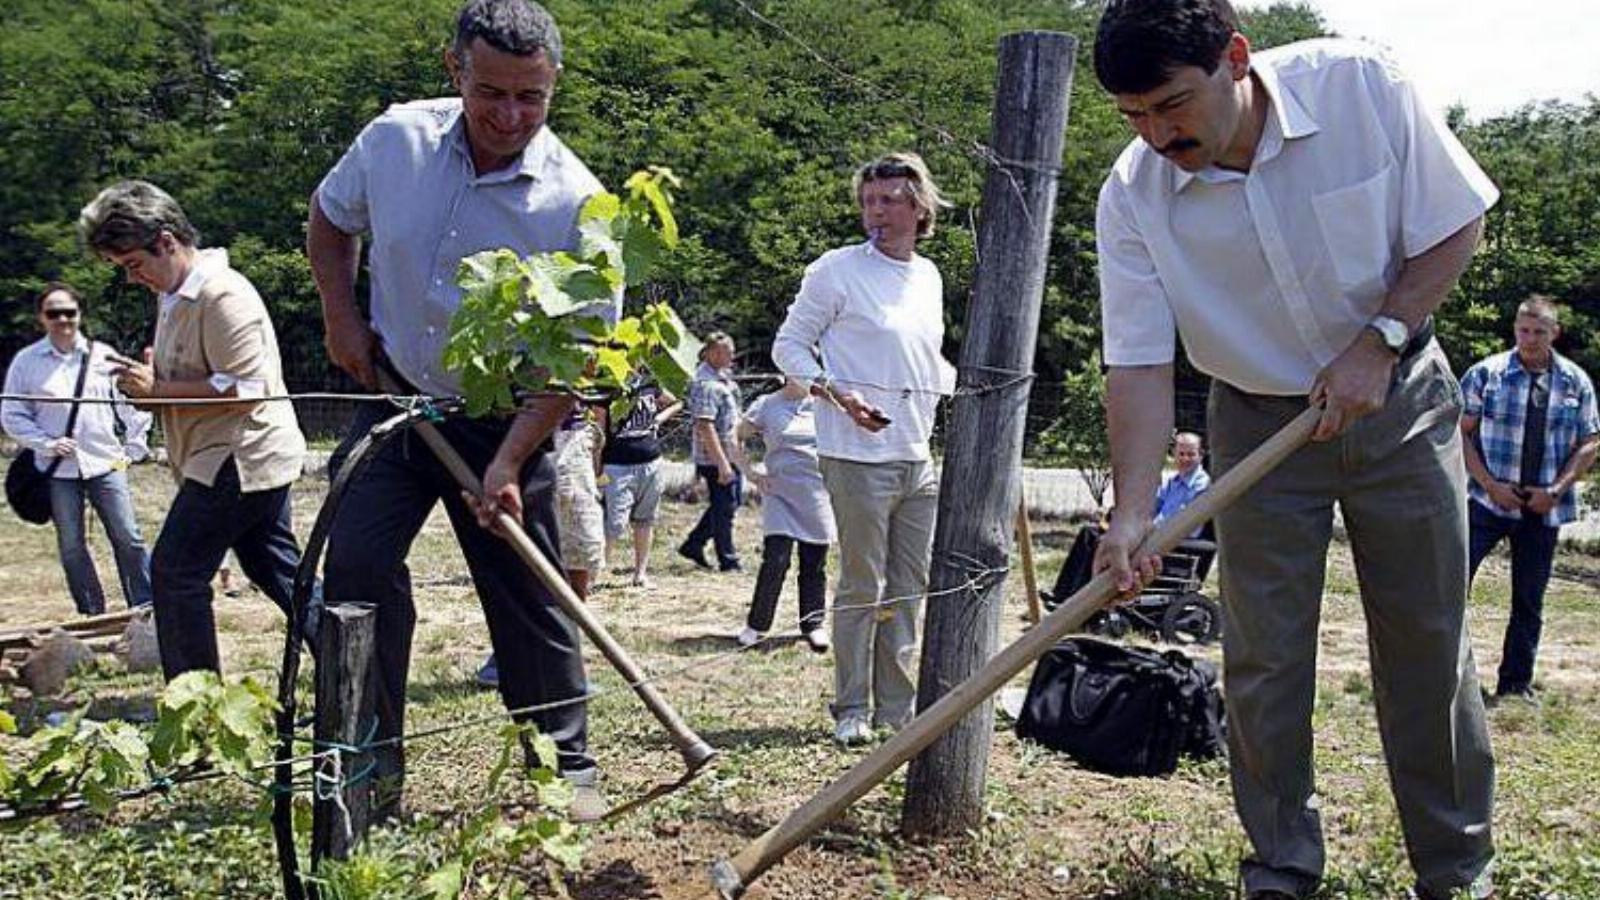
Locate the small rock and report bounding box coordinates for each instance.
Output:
[21,630,95,697]
[117,610,162,674]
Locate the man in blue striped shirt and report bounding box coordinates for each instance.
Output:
[1461,295,1600,700]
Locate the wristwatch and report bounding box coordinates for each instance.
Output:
[1366,315,1409,356]
[810,374,834,398]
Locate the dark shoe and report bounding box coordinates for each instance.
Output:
[677,544,712,570]
[718,560,744,573]
[476,654,499,689]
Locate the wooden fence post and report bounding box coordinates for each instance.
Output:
[901,30,1076,838]
[311,602,377,865]
[1016,487,1043,625]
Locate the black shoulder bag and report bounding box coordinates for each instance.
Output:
[6,345,94,525]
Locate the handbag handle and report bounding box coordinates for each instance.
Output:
[42,342,95,479]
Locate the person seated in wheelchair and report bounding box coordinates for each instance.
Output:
[1045,432,1218,642]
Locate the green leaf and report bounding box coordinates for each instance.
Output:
[527,732,559,772]
[423,860,465,900]
[0,710,16,734]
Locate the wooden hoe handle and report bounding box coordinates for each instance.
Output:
[709,405,1321,897]
[378,373,716,774]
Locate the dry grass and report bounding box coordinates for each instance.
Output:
[2,464,1599,898]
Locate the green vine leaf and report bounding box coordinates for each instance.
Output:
[444,167,700,416]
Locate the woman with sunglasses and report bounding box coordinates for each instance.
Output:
[3,283,154,615]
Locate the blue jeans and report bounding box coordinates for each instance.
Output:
[1467,500,1559,695]
[151,457,314,678]
[48,469,152,615]
[684,465,742,568]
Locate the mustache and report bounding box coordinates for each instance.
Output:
[1155,138,1201,156]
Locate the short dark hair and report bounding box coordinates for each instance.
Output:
[1517,294,1561,327]
[78,180,200,255]
[453,0,563,69]
[1094,0,1240,95]
[35,282,86,315]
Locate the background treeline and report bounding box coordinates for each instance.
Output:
[3,0,1597,430]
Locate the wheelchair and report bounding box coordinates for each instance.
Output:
[1041,522,1223,646]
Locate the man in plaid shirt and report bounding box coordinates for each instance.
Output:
[1461,295,1600,701]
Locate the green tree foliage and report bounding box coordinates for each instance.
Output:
[1,0,1594,400]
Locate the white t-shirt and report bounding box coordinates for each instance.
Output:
[772,242,957,463]
[1097,39,1499,395]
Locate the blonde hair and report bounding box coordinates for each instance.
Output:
[852,152,950,239]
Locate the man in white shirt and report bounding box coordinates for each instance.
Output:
[773,152,956,745]
[1090,3,1497,898]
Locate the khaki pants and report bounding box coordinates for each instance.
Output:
[1209,343,1494,898]
[819,457,938,728]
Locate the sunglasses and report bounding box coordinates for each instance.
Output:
[863,162,916,180]
[44,308,80,321]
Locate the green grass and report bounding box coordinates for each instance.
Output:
[3,471,1599,897]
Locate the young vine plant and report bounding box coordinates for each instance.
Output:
[441,167,702,420]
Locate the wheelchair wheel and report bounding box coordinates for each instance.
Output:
[1160,592,1222,645]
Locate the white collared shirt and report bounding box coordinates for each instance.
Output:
[2,335,152,479]
[1097,39,1499,395]
[773,241,956,463]
[159,248,266,399]
[315,98,612,395]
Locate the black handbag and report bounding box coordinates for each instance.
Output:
[5,346,94,525]
[1015,637,1225,777]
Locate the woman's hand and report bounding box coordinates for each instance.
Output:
[836,390,891,433]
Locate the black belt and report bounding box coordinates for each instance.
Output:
[1399,316,1435,362]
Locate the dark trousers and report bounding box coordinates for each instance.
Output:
[325,403,594,780]
[1050,525,1102,601]
[151,457,311,678]
[746,534,827,633]
[684,464,742,568]
[1467,500,1559,695]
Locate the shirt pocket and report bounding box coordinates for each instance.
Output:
[1480,378,1518,424]
[1311,164,1400,300]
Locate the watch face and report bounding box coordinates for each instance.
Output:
[1373,319,1406,350]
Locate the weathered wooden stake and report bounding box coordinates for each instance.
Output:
[311,602,377,864]
[1016,487,1043,625]
[901,30,1077,837]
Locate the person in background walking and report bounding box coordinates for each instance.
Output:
[734,377,834,652]
[773,151,956,745]
[477,401,606,689]
[80,179,311,678]
[679,332,743,572]
[603,376,680,588]
[1460,294,1599,702]
[3,282,153,616]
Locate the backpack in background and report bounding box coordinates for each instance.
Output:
[1015,637,1225,777]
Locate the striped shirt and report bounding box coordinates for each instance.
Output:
[1461,349,1599,525]
[2,335,151,479]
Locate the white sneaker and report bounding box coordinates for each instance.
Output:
[804,628,831,653]
[735,626,763,648]
[833,715,873,745]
